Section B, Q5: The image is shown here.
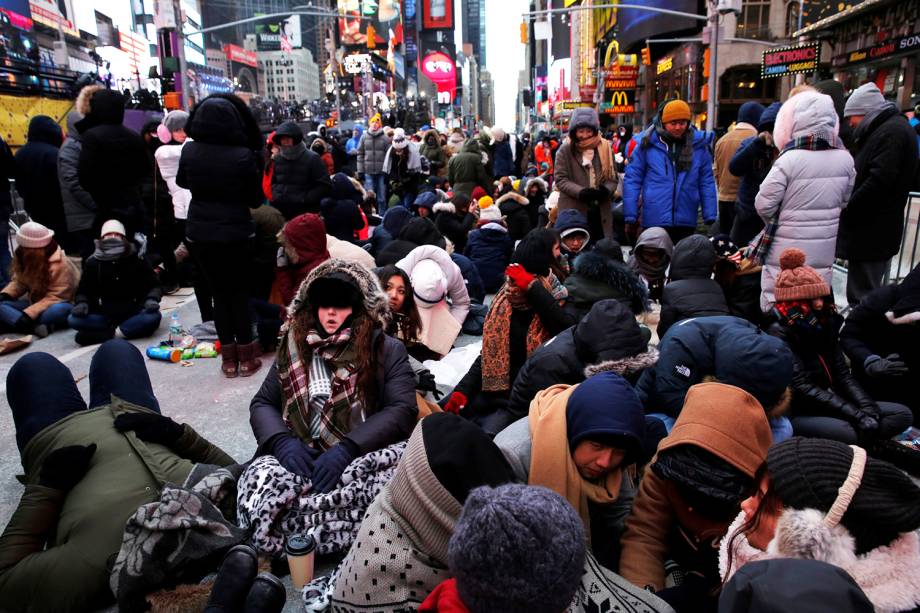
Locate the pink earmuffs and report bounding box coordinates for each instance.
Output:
[156,123,173,145]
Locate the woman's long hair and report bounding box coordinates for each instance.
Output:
[723,463,783,582]
[376,265,422,345]
[11,241,57,298]
[289,301,380,409]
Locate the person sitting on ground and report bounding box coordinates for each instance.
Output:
[411,190,438,219]
[447,139,492,199]
[320,173,365,243]
[376,265,423,352]
[710,234,763,325]
[840,263,920,423]
[249,259,416,493]
[370,206,413,258]
[396,245,470,358]
[719,437,920,613]
[764,249,912,445]
[0,340,235,612]
[0,222,80,337]
[275,213,330,308]
[620,383,773,610]
[496,184,533,242]
[269,122,332,220]
[627,227,673,302]
[433,193,477,253]
[464,198,513,293]
[554,209,592,274]
[68,220,161,346]
[495,372,653,567]
[443,233,575,432]
[308,414,516,611]
[563,238,649,321]
[375,216,446,267]
[310,137,335,175]
[657,234,730,340]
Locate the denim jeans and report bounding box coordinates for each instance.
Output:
[364,173,387,213]
[0,300,72,328]
[6,339,160,452]
[68,310,162,340]
[647,413,794,443]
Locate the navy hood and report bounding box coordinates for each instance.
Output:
[413,191,439,211]
[330,173,362,201]
[26,115,63,148]
[566,371,646,464]
[554,209,590,237]
[757,102,782,133]
[382,206,413,237]
[670,234,717,280]
[574,299,649,362]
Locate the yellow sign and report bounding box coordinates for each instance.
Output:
[564,0,581,7]
[656,56,673,75]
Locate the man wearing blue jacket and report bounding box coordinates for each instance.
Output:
[623,100,717,244]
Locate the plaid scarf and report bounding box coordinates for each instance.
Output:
[481,273,568,392]
[781,133,837,154]
[277,327,361,451]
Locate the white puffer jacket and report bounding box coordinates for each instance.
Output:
[755,91,855,311]
[154,141,192,221]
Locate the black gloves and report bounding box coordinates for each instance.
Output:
[271,434,320,477]
[70,302,89,318]
[13,313,33,334]
[143,299,161,314]
[856,414,880,434]
[595,185,611,201]
[114,412,185,447]
[39,444,97,491]
[577,187,600,204]
[416,369,443,400]
[0,292,13,302]
[311,443,357,493]
[864,354,909,378]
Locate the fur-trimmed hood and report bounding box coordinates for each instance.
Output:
[432,200,456,215]
[584,347,659,379]
[523,176,549,195]
[720,509,920,613]
[287,258,389,327]
[495,191,528,206]
[569,251,650,314]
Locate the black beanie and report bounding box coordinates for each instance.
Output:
[512,233,553,277]
[307,272,364,312]
[767,437,920,554]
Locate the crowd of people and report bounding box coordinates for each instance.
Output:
[1,79,920,613]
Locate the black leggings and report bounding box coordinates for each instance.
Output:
[191,241,253,345]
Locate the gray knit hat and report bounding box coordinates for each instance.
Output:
[844,82,887,117]
[448,484,586,613]
[163,110,189,132]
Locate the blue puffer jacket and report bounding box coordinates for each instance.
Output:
[623,126,717,228]
[464,223,513,293]
[450,253,486,303]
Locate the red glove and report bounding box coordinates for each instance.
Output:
[505,264,536,290]
[444,391,467,415]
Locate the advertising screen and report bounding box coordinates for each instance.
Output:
[616,0,699,52]
[337,0,403,48]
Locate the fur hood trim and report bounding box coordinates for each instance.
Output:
[572,251,650,314]
[496,191,529,206]
[432,201,456,214]
[287,258,389,327]
[584,347,659,378]
[524,176,549,194]
[886,310,920,325]
[75,84,104,117]
[719,509,920,613]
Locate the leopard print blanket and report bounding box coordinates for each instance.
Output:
[236,442,406,555]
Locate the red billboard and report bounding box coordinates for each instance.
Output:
[223,44,257,68]
[421,0,453,30]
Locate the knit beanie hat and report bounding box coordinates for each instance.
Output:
[773,248,830,301]
[661,100,691,124]
[736,101,765,127]
[757,102,782,133]
[100,219,127,238]
[844,82,887,118]
[477,195,494,210]
[470,186,487,201]
[479,205,502,223]
[767,437,920,554]
[308,272,364,312]
[392,128,409,150]
[565,371,646,463]
[448,484,586,613]
[511,233,552,277]
[16,221,54,249]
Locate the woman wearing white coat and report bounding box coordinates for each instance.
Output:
[755,91,855,311]
[153,111,193,228]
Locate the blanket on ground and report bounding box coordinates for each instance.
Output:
[236,443,406,555]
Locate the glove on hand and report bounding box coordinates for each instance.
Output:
[143,299,160,314]
[0,292,13,302]
[272,434,320,477]
[443,391,467,415]
[39,444,97,491]
[505,264,536,291]
[595,185,611,201]
[578,188,600,204]
[114,412,184,447]
[856,414,879,434]
[13,313,33,334]
[864,354,909,378]
[417,369,443,400]
[70,303,89,318]
[311,444,356,493]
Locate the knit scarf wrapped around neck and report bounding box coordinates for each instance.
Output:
[276,326,361,450]
[653,121,695,173]
[278,141,306,160]
[781,133,839,154]
[93,237,131,261]
[573,133,615,184]
[481,274,568,392]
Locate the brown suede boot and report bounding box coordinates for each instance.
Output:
[238,341,262,377]
[221,343,239,378]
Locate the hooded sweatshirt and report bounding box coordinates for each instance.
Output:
[627,227,674,301]
[658,235,729,339]
[620,382,772,591]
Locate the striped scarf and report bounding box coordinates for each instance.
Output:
[781,133,838,154]
[277,328,361,450]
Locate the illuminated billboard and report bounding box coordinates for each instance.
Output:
[337,0,403,48]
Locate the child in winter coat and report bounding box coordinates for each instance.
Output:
[554,209,592,275]
[464,199,513,293]
[657,234,730,339]
[319,173,365,242]
[627,227,674,302]
[68,220,162,346]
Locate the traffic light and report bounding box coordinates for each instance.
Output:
[641,46,651,66]
[521,22,528,44]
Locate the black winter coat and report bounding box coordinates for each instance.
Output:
[271,145,332,220]
[563,250,648,321]
[505,299,651,428]
[320,174,364,242]
[766,314,878,424]
[433,202,476,253]
[464,224,513,293]
[728,135,773,241]
[451,253,486,304]
[15,116,65,238]
[840,282,920,378]
[178,97,263,243]
[249,332,417,455]
[496,191,533,241]
[76,92,148,237]
[75,250,161,322]
[139,145,175,242]
[374,217,446,267]
[837,107,919,261]
[0,136,12,221]
[658,235,729,339]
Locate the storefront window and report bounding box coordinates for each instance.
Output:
[786,2,800,38]
[720,66,777,100]
[737,0,772,40]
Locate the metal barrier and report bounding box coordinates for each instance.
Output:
[885,191,920,284]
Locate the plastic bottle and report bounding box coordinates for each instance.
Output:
[168,312,182,345]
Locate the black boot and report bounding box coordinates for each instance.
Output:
[204,544,259,613]
[242,573,286,613]
[74,327,116,346]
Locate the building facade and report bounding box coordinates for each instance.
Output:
[258,47,322,103]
